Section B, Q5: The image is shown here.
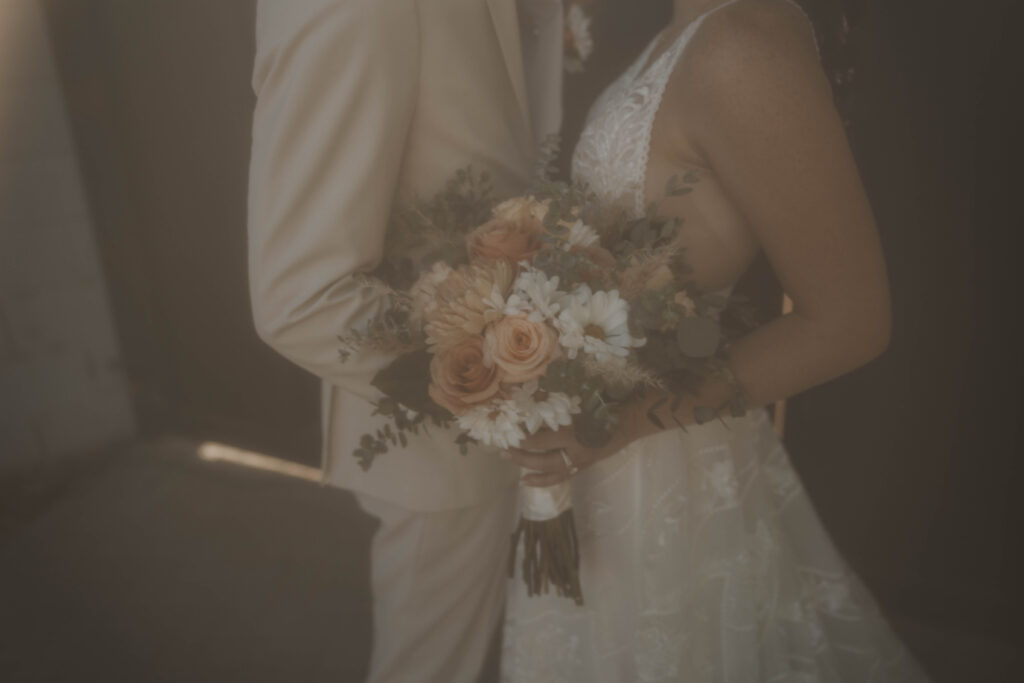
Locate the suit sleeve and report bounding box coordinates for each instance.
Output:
[247,0,419,401]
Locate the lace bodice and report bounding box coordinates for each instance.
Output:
[571,3,731,218]
[572,0,817,220]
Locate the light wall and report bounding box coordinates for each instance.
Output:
[0,0,135,461]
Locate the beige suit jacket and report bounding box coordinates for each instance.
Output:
[248,0,563,511]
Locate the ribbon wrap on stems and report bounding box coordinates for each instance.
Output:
[508,471,584,605]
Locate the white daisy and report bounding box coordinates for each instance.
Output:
[555,285,646,362]
[561,220,600,250]
[504,264,563,322]
[509,381,582,434]
[456,399,527,450]
[483,283,508,316]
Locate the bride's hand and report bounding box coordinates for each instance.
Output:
[503,402,654,487]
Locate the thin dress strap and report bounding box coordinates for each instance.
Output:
[628,0,744,216]
[570,0,820,218]
[631,0,818,216]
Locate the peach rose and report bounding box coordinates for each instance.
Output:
[484,315,559,384]
[467,215,544,266]
[428,336,504,415]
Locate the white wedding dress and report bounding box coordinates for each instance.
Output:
[501,2,931,681]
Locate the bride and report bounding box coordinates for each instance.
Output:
[501,0,931,680]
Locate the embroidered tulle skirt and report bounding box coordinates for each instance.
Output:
[501,408,930,682]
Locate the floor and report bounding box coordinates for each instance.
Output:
[1,439,374,683]
[0,439,1018,682]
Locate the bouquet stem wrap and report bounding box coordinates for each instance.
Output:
[508,475,583,605]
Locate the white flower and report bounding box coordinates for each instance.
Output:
[493,196,550,223]
[457,399,527,450]
[482,283,508,315]
[555,285,646,362]
[409,261,453,320]
[504,264,563,322]
[561,220,600,251]
[509,381,582,434]
[565,5,594,74]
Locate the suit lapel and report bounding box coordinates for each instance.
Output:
[486,0,532,141]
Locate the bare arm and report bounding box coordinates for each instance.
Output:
[248,0,418,401]
[675,3,891,409]
[510,4,891,484]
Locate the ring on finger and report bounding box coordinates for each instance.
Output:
[559,448,580,475]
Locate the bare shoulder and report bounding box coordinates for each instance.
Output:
[674,0,831,121]
[687,0,822,76]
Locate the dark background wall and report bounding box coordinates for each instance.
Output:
[41,0,1022,647]
[789,0,1022,641]
[43,0,319,463]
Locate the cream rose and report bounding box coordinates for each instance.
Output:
[467,215,544,266]
[493,196,550,224]
[428,336,504,416]
[484,315,559,384]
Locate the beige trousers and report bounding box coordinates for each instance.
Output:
[355,485,518,683]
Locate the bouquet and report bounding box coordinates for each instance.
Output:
[339,144,749,605]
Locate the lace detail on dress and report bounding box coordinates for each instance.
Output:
[572,0,819,220]
[572,0,740,218]
[502,414,930,682]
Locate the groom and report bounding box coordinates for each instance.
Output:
[247,0,563,680]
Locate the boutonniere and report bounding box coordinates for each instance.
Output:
[564,1,594,73]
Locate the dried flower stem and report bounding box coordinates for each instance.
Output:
[509,509,583,605]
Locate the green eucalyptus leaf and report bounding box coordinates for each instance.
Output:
[375,398,397,416]
[646,398,668,430]
[665,174,679,196]
[354,448,373,471]
[371,349,440,416]
[573,409,618,449]
[676,316,722,358]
